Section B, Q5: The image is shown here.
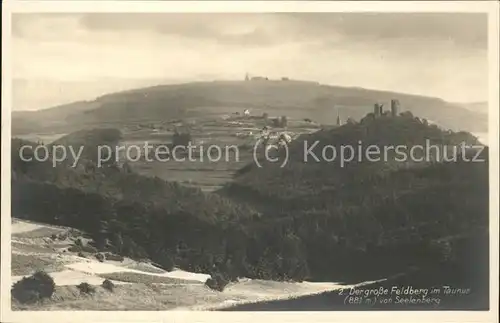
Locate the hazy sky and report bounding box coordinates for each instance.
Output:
[12,13,488,110]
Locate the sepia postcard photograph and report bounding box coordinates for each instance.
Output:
[1,1,499,322]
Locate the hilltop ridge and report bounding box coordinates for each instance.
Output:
[224,111,482,207]
[12,80,487,134]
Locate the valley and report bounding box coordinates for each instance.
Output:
[9,80,490,311]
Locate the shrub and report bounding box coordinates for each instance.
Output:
[82,245,98,252]
[67,245,80,252]
[101,279,115,292]
[95,253,105,262]
[400,111,414,118]
[172,129,192,147]
[77,282,95,294]
[50,234,58,240]
[346,117,356,125]
[104,252,124,262]
[205,273,229,292]
[77,251,86,258]
[427,240,455,263]
[153,253,175,271]
[121,162,133,174]
[11,270,56,304]
[74,238,83,246]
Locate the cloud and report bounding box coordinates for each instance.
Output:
[10,12,488,109]
[12,12,487,50]
[284,13,487,49]
[79,13,306,46]
[75,12,487,49]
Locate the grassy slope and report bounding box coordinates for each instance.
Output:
[12,80,487,134]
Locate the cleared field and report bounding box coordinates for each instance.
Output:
[12,269,130,287]
[121,262,167,274]
[11,241,58,254]
[11,254,66,276]
[64,261,211,283]
[99,272,202,285]
[12,227,66,239]
[13,133,67,145]
[11,220,47,234]
[119,114,319,191]
[14,111,320,192]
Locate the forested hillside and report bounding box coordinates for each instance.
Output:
[11,115,489,288]
[222,114,488,283]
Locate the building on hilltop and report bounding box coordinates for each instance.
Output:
[373,100,401,118]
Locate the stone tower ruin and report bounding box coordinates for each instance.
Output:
[391,99,400,117]
[374,103,384,117]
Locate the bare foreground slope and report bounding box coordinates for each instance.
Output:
[12,219,378,311]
